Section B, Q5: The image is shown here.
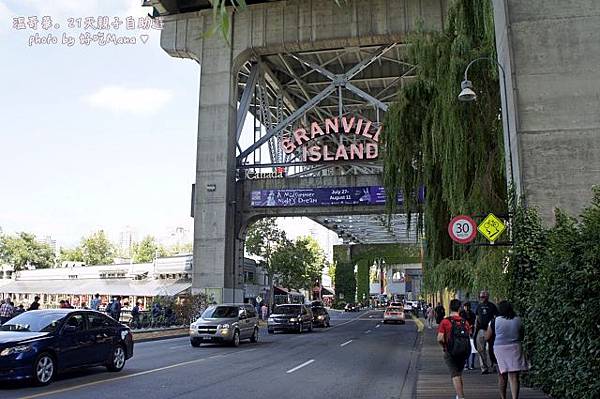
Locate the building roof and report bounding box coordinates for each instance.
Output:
[0,278,191,297]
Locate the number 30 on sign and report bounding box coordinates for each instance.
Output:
[448,215,477,244]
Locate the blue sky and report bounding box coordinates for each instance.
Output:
[0,0,199,246]
[0,0,338,251]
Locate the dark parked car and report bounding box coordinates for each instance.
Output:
[344,303,360,312]
[311,306,330,328]
[267,304,313,334]
[0,309,133,385]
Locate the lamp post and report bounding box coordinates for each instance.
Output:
[458,57,515,188]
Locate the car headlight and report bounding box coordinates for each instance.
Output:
[317,315,324,320]
[268,317,274,321]
[218,324,230,330]
[289,318,297,323]
[1,345,33,357]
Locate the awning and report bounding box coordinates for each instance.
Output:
[0,279,191,297]
[321,286,335,296]
[273,286,303,296]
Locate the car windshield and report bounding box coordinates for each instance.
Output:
[387,307,402,312]
[275,305,301,315]
[201,306,238,319]
[312,307,326,315]
[0,312,65,332]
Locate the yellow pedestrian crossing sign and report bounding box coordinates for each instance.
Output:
[478,213,506,242]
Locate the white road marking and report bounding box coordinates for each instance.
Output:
[340,340,353,347]
[365,329,372,334]
[19,348,257,399]
[286,359,315,374]
[375,324,381,328]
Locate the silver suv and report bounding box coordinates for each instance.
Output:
[189,303,259,347]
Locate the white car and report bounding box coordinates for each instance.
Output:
[383,306,405,324]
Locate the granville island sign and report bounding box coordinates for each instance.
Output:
[280,115,381,162]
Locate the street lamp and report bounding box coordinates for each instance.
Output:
[458,57,515,187]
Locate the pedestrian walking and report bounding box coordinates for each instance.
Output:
[261,303,269,320]
[485,301,528,399]
[437,299,471,399]
[426,304,435,329]
[152,302,162,327]
[112,296,122,322]
[460,302,477,370]
[475,290,498,374]
[0,298,14,324]
[435,302,446,325]
[131,302,141,329]
[28,296,41,311]
[90,293,101,311]
[13,304,25,316]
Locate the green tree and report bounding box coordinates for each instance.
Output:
[382,0,507,292]
[271,236,324,292]
[132,236,169,263]
[169,242,193,255]
[61,230,115,266]
[245,218,287,306]
[0,232,55,270]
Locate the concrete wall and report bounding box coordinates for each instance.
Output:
[493,0,600,223]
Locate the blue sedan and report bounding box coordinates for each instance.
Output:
[0,309,134,385]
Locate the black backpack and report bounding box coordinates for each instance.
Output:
[447,317,471,359]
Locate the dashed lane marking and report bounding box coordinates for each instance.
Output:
[365,330,372,334]
[286,359,315,374]
[340,340,353,347]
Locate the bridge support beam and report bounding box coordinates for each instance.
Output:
[159,0,447,301]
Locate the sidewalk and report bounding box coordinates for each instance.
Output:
[416,327,549,399]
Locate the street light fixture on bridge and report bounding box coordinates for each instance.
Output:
[458,57,515,186]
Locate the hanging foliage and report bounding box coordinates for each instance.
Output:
[383,0,508,290]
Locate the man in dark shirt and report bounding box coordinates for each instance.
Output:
[435,302,446,325]
[475,291,498,374]
[28,296,41,310]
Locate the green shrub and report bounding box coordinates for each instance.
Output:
[510,187,600,398]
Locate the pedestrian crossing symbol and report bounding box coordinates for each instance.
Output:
[478,213,506,243]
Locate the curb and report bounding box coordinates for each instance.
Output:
[400,320,425,399]
[134,333,189,343]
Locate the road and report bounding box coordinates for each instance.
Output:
[1,310,419,399]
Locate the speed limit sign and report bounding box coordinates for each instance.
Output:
[448,215,477,244]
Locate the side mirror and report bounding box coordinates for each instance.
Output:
[62,325,78,334]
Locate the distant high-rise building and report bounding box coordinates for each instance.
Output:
[119,227,136,257]
[41,235,58,257]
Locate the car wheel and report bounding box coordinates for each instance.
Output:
[33,353,55,386]
[231,330,240,347]
[191,338,202,347]
[268,328,274,334]
[107,344,127,372]
[250,327,259,343]
[326,320,330,328]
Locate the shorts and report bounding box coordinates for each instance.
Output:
[444,352,467,377]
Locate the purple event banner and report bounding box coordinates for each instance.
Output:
[250,186,424,208]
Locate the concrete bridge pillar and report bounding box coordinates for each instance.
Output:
[161,13,241,301]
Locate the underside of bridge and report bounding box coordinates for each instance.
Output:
[155,0,446,301]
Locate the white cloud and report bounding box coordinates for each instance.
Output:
[84,86,173,115]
